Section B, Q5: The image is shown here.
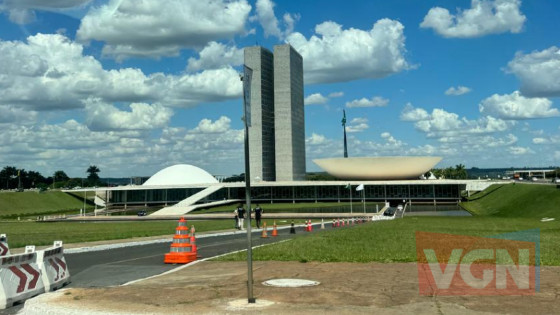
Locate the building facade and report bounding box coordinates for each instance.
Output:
[244,44,306,182]
[274,44,306,181]
[244,46,276,181]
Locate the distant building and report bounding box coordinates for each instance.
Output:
[244,44,306,182]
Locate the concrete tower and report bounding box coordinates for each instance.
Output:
[244,46,276,181]
[244,44,305,182]
[273,44,306,181]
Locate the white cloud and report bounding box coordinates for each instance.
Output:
[254,0,298,39]
[346,117,369,133]
[346,96,389,108]
[445,86,471,96]
[328,91,344,98]
[0,34,242,111]
[481,134,518,147]
[0,116,246,177]
[187,42,243,72]
[190,116,231,134]
[420,0,526,38]
[555,151,560,161]
[306,131,407,162]
[304,93,328,105]
[306,133,327,146]
[85,99,173,131]
[532,135,560,145]
[506,46,560,97]
[400,103,429,121]
[286,19,409,84]
[76,0,251,61]
[479,91,559,119]
[406,107,513,140]
[508,146,534,155]
[0,0,91,24]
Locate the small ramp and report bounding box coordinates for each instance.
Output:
[151,185,228,216]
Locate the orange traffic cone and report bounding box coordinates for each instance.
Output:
[261,222,268,238]
[164,217,196,264]
[336,218,340,227]
[271,221,278,237]
[190,225,198,256]
[342,219,345,227]
[308,219,313,232]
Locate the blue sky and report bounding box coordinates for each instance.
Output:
[0,0,559,178]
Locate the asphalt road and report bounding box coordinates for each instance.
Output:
[65,226,306,288]
[0,221,348,314]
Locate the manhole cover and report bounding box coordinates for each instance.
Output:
[262,279,320,287]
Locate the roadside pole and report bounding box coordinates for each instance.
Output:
[242,65,255,304]
[362,189,366,213]
[350,185,353,214]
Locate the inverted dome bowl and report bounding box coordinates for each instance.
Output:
[313,156,442,180]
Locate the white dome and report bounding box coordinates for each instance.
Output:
[143,164,218,186]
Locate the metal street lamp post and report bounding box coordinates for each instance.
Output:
[241,65,255,304]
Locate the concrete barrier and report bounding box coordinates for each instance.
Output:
[0,234,9,256]
[0,246,45,309]
[36,241,71,292]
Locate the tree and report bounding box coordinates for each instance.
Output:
[87,165,100,186]
[0,166,18,189]
[454,164,468,179]
[26,171,45,188]
[53,170,69,182]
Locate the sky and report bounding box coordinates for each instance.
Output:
[0,0,559,178]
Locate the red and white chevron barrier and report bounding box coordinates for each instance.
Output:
[0,235,9,257]
[36,241,71,292]
[0,246,45,309]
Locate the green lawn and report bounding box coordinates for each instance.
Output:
[0,191,93,218]
[217,216,560,265]
[0,219,234,248]
[461,183,560,217]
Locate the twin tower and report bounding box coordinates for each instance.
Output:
[245,44,306,182]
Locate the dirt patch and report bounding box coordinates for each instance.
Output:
[50,261,560,314]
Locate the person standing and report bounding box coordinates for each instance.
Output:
[237,204,246,230]
[254,204,263,229]
[233,207,239,230]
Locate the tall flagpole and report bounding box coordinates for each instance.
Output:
[342,110,348,158]
[242,65,255,304]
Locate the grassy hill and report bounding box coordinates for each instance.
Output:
[461,183,560,218]
[0,191,92,218]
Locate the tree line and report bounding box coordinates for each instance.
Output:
[428,164,468,179]
[0,165,103,190]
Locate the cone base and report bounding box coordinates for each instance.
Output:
[164,252,196,264]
